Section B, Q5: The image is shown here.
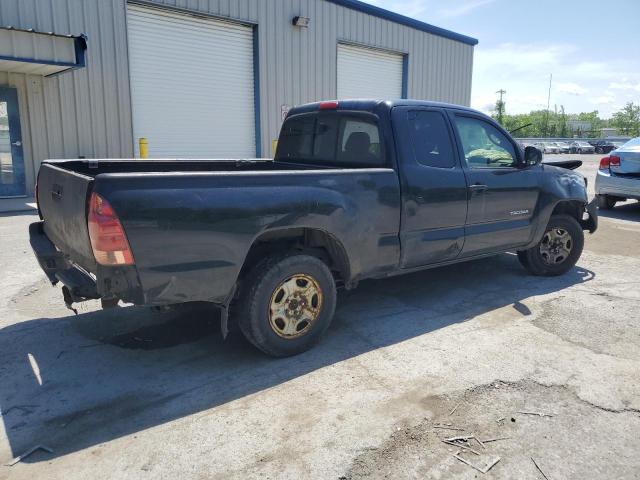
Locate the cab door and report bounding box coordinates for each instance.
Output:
[392,106,468,268]
[448,112,541,256]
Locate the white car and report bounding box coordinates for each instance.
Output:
[535,142,558,154]
[595,137,640,209]
[553,142,571,154]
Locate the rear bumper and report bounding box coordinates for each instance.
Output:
[29,221,100,304]
[595,171,640,199]
[30,221,144,306]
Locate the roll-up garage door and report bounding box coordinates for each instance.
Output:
[127,5,256,158]
[337,43,404,100]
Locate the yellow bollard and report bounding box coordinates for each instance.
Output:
[138,137,148,159]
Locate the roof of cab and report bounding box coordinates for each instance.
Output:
[288,99,480,116]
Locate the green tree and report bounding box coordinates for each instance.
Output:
[611,102,640,136]
[558,105,568,138]
[494,98,506,125]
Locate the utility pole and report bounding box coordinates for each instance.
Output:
[496,89,506,125]
[544,73,552,137]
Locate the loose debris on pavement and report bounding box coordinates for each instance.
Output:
[531,457,551,480]
[435,400,556,475]
[5,445,53,466]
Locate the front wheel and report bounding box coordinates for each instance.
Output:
[234,253,337,357]
[517,214,584,276]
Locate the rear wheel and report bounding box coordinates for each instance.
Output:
[596,194,617,210]
[234,253,337,357]
[517,214,584,276]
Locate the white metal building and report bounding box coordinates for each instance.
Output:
[0,0,477,198]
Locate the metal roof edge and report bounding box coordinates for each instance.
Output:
[0,25,86,40]
[324,0,479,46]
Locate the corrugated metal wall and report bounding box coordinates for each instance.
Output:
[0,0,133,195]
[0,0,474,193]
[141,0,474,155]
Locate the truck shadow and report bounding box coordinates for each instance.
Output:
[0,253,593,462]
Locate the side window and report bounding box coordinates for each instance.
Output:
[408,110,455,168]
[337,117,385,166]
[453,116,517,168]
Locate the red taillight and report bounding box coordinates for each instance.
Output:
[87,192,134,265]
[609,155,621,167]
[599,156,610,170]
[319,101,339,110]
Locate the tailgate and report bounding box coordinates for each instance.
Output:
[37,163,97,271]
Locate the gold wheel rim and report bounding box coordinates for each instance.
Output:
[268,274,323,339]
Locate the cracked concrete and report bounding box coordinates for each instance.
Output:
[1,155,639,479]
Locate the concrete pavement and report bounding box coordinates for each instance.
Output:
[1,155,638,479]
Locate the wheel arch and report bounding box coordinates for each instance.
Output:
[550,199,584,221]
[238,227,352,287]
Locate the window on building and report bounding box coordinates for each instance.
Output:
[454,116,517,168]
[408,111,456,168]
[276,112,385,167]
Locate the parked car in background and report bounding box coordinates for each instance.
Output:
[535,142,558,154]
[596,137,640,209]
[553,142,571,154]
[594,140,626,154]
[570,141,595,154]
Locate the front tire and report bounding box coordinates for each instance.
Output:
[235,253,337,357]
[517,214,584,276]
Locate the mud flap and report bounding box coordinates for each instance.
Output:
[581,198,598,233]
[219,285,237,340]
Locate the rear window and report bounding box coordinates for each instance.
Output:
[276,112,386,167]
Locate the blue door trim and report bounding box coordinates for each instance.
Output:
[252,26,262,158]
[0,86,26,197]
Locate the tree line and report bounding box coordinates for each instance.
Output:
[492,101,640,138]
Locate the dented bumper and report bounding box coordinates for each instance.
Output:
[29,221,144,308]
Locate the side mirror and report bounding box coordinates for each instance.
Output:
[523,145,543,166]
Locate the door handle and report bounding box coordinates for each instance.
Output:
[468,183,487,191]
[11,140,22,147]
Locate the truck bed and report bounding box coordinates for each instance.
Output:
[37,158,338,271]
[36,158,401,305]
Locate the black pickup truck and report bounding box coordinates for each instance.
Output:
[31,100,597,356]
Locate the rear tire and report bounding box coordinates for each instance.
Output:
[596,194,617,210]
[517,214,584,276]
[234,253,337,357]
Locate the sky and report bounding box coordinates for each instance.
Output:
[366,0,640,118]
